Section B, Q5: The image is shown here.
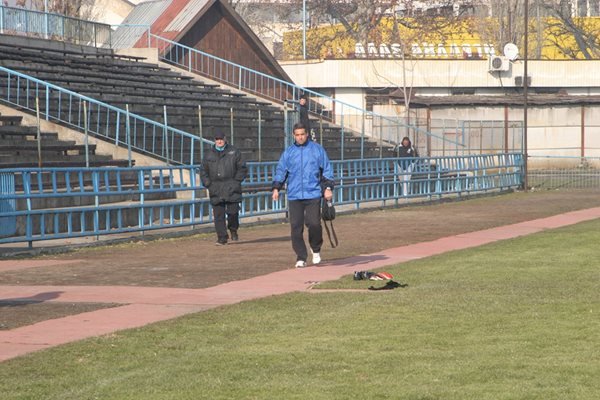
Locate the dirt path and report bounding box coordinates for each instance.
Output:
[2,190,599,289]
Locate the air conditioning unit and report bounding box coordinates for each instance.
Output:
[489,55,510,72]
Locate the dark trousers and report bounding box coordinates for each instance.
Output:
[212,202,240,241]
[289,198,322,261]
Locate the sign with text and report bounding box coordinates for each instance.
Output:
[355,42,497,59]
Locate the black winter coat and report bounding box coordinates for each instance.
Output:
[200,144,248,205]
[398,140,419,170]
[298,103,311,131]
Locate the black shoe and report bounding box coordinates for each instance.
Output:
[230,230,239,241]
[216,239,227,246]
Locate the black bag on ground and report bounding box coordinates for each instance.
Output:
[321,200,338,247]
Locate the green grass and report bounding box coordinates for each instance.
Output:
[1,221,599,399]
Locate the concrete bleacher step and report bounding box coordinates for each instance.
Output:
[0,111,132,168]
[0,129,60,142]
[1,159,132,168]
[0,142,95,155]
[0,153,112,163]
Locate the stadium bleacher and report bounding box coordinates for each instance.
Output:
[0,35,395,162]
[0,113,130,168]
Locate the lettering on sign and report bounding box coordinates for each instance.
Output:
[354,42,497,59]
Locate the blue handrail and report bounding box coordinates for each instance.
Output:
[0,5,111,47]
[0,65,212,165]
[0,153,523,244]
[142,33,464,150]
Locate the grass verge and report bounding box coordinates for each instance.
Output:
[1,220,599,399]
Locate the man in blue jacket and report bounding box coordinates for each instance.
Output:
[272,123,334,268]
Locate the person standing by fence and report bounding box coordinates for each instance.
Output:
[272,123,334,268]
[397,136,419,196]
[200,133,248,245]
[296,94,318,142]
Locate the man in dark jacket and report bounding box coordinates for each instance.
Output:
[272,123,334,268]
[200,133,248,245]
[298,94,311,133]
[297,94,318,142]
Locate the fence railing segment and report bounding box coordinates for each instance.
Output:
[0,5,111,47]
[0,65,212,165]
[0,153,523,244]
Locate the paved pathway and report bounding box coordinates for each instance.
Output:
[1,206,600,362]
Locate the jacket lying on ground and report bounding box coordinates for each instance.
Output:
[272,140,334,200]
[200,144,248,205]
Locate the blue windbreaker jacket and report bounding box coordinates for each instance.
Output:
[272,141,334,200]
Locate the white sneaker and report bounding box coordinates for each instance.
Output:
[295,260,307,268]
[312,252,321,265]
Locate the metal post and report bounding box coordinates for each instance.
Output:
[258,109,262,162]
[163,105,169,163]
[302,0,307,60]
[126,104,132,167]
[396,118,400,157]
[230,107,234,145]
[283,101,289,148]
[340,110,345,161]
[361,112,365,159]
[44,0,49,39]
[379,118,383,159]
[426,108,432,157]
[198,105,204,161]
[84,101,89,168]
[504,105,509,152]
[581,105,585,163]
[523,0,529,191]
[319,115,323,146]
[35,96,42,168]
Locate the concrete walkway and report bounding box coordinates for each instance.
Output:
[2,206,600,362]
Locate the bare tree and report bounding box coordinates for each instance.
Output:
[30,0,96,19]
[540,0,600,59]
[472,0,527,58]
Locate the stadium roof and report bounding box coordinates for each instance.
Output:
[390,93,600,108]
[113,0,291,82]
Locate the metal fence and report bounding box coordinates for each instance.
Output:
[0,5,111,47]
[375,117,524,157]
[528,156,600,190]
[0,65,213,165]
[0,153,523,245]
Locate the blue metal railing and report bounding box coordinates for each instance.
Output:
[0,153,523,244]
[0,5,111,47]
[0,65,212,165]
[139,34,465,155]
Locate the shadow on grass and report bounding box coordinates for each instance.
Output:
[368,281,409,291]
